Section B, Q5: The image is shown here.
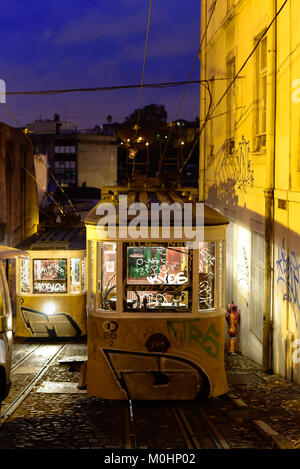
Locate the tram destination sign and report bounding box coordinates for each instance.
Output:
[33,282,67,293]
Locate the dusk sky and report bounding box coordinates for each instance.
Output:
[0,0,200,129]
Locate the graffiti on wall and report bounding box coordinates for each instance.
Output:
[237,246,249,287]
[276,238,300,326]
[207,135,254,209]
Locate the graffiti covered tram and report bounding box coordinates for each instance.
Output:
[82,187,229,399]
[15,226,87,338]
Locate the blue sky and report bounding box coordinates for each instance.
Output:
[0,0,200,128]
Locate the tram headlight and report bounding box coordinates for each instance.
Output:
[44,302,56,315]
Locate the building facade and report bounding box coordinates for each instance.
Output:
[200,0,300,383]
[0,122,38,247]
[26,116,117,193]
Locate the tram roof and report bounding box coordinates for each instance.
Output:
[17,226,86,251]
[84,187,229,227]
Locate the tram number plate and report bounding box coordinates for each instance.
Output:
[103,332,117,345]
[103,321,118,345]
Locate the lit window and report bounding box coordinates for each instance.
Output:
[70,258,81,294]
[125,245,191,311]
[20,259,30,293]
[199,242,216,310]
[98,242,117,310]
[82,257,86,293]
[33,259,67,294]
[88,241,95,308]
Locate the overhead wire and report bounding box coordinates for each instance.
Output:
[6,80,202,96]
[132,0,153,180]
[160,0,218,180]
[172,80,212,187]
[174,0,217,122]
[36,156,78,216]
[20,163,66,216]
[136,0,153,131]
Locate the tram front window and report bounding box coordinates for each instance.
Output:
[33,259,67,294]
[98,242,117,310]
[126,245,191,311]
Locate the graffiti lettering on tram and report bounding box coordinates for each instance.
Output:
[167,319,220,358]
[33,282,67,293]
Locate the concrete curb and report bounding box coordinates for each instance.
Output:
[253,420,297,449]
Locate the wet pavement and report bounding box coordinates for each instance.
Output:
[0,338,299,450]
[225,353,300,448]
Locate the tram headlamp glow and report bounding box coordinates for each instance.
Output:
[44,302,56,315]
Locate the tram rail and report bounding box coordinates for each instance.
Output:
[123,399,231,449]
[0,344,65,426]
[11,344,43,373]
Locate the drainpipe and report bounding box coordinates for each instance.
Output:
[199,0,207,203]
[262,0,277,373]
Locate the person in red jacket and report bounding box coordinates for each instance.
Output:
[226,302,240,354]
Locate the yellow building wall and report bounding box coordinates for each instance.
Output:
[200,0,300,380]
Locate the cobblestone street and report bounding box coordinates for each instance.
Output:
[0,338,299,450]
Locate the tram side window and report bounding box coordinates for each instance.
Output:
[98,242,116,310]
[82,257,86,293]
[88,242,95,307]
[33,259,67,294]
[70,258,81,294]
[199,242,216,310]
[20,259,30,293]
[126,245,191,311]
[0,263,6,317]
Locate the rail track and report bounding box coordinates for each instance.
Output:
[11,343,43,373]
[0,344,65,426]
[124,399,231,449]
[0,341,275,449]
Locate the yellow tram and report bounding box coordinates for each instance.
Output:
[81,187,229,400]
[15,225,87,338]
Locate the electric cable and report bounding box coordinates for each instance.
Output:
[136,0,153,131]
[131,0,153,181]
[172,80,212,187]
[36,156,79,216]
[159,0,218,175]
[6,80,202,96]
[20,163,65,216]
